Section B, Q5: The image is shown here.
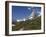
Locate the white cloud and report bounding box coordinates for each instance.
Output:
[17,18,26,22]
[23,18,26,21]
[17,20,20,22]
[28,8,31,10]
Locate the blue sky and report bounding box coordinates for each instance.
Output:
[12,6,41,22]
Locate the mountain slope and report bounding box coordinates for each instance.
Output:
[12,16,41,31]
[24,16,41,30]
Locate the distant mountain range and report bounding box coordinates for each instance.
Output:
[12,11,41,24]
[16,11,41,22]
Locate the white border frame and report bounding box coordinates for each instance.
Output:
[9,3,44,35]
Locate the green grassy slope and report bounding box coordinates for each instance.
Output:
[12,16,41,31]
